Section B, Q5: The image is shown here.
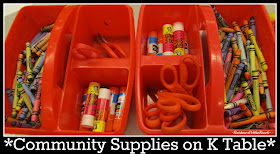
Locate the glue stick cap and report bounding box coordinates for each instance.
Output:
[173,22,184,31]
[80,115,94,129]
[109,87,119,95]
[163,51,174,55]
[89,82,100,87]
[98,88,111,99]
[148,31,157,37]
[120,87,127,93]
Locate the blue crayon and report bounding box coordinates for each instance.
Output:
[18,108,29,120]
[32,53,45,76]
[222,33,233,64]
[17,78,35,104]
[5,88,13,106]
[226,62,245,102]
[22,32,49,55]
[250,17,257,40]
[11,121,32,128]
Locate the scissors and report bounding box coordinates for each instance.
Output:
[96,33,128,58]
[143,54,201,134]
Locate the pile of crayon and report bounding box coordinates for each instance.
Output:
[211,5,275,129]
[5,23,54,128]
[79,82,127,132]
[146,22,189,56]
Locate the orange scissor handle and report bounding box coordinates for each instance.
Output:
[159,109,183,122]
[161,111,187,134]
[101,43,119,58]
[179,54,200,96]
[144,116,162,129]
[157,98,181,113]
[144,103,161,117]
[109,43,128,58]
[160,64,189,95]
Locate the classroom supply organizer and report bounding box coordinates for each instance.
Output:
[5,5,135,135]
[135,5,275,135]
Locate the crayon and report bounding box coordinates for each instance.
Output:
[113,87,126,131]
[81,82,100,129]
[250,17,257,40]
[184,32,189,54]
[222,33,233,63]
[80,88,88,117]
[232,21,247,46]
[230,112,275,128]
[224,112,246,128]
[225,49,241,91]
[223,47,233,81]
[105,87,119,132]
[32,53,46,76]
[236,31,248,69]
[5,116,20,124]
[256,122,275,129]
[31,32,44,44]
[255,57,265,94]
[224,104,250,117]
[26,42,34,82]
[147,31,158,56]
[93,88,111,132]
[162,24,174,55]
[6,88,14,106]
[36,41,48,56]
[241,81,258,116]
[11,54,24,96]
[265,88,273,112]
[215,13,229,27]
[224,88,227,106]
[243,20,249,39]
[17,108,24,119]
[17,82,33,113]
[12,85,20,118]
[157,32,163,55]
[249,44,256,75]
[173,22,185,55]
[226,62,245,102]
[219,27,235,33]
[245,40,251,74]
[252,70,260,113]
[32,32,51,54]
[15,97,24,112]
[230,37,239,54]
[211,5,218,14]
[21,32,48,55]
[239,103,252,117]
[41,23,54,32]
[220,34,227,49]
[11,121,32,128]
[17,77,35,104]
[224,98,248,110]
[31,73,42,123]
[18,108,29,120]
[219,29,226,42]
[248,29,268,71]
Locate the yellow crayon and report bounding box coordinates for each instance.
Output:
[15,97,24,112]
[255,57,265,94]
[36,42,48,56]
[259,60,268,88]
[41,23,54,32]
[241,81,259,116]
[17,82,33,113]
[12,85,20,118]
[248,29,268,71]
[219,30,226,42]
[249,44,256,76]
[230,37,239,54]
[26,42,34,82]
[11,54,24,95]
[252,70,260,114]
[32,52,45,72]
[224,87,227,106]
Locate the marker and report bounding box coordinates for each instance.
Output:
[113,87,126,131]
[241,81,258,116]
[162,24,174,55]
[230,37,239,54]
[226,62,245,102]
[17,82,33,113]
[250,17,257,39]
[225,49,241,92]
[223,47,233,81]
[157,32,163,55]
[230,112,275,128]
[224,98,248,110]
[239,103,252,117]
[173,22,185,55]
[222,33,233,64]
[81,82,100,129]
[5,88,14,106]
[248,29,268,71]
[147,31,158,56]
[93,88,111,132]
[105,87,119,132]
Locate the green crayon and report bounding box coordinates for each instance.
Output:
[249,44,256,76]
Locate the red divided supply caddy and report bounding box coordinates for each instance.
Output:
[135,5,275,135]
[5,5,135,135]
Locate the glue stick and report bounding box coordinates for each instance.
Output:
[147,31,158,56]
[93,88,111,132]
[162,24,174,55]
[105,87,119,132]
[113,87,127,131]
[80,82,100,129]
[157,32,163,55]
[173,22,185,55]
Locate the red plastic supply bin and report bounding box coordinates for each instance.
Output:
[135,5,275,135]
[4,5,135,135]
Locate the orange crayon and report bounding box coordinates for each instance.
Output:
[239,103,252,117]
[232,21,247,46]
[243,20,249,39]
[219,27,235,33]
[230,37,239,54]
[230,112,275,128]
[225,49,241,92]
